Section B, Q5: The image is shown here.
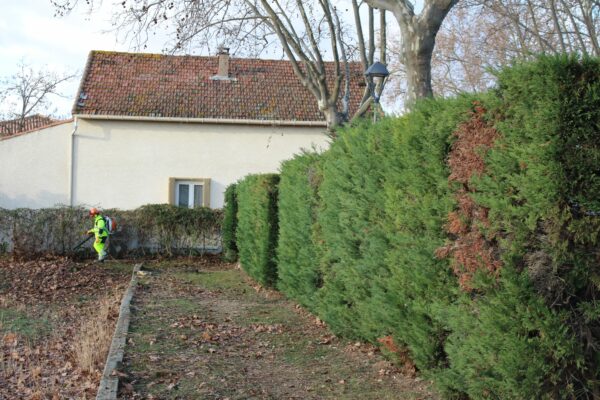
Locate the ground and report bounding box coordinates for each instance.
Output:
[0,256,131,399]
[118,258,438,400]
[0,256,439,399]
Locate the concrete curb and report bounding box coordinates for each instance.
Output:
[96,263,142,400]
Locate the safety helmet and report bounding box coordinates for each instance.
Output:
[89,207,99,216]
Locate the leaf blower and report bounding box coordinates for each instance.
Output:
[72,234,94,251]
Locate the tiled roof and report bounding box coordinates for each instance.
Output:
[73,51,366,123]
[0,114,58,136]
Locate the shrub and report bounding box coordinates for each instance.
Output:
[0,204,223,259]
[223,55,600,397]
[439,269,583,399]
[236,173,280,286]
[315,118,395,340]
[5,206,89,258]
[132,204,222,256]
[439,55,600,398]
[222,183,239,262]
[313,97,476,360]
[276,151,323,311]
[376,96,477,370]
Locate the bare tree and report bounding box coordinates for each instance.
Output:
[364,0,458,105]
[427,6,496,95]
[0,61,76,133]
[475,0,600,57]
[52,0,389,130]
[385,0,600,100]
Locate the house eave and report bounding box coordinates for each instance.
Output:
[73,114,328,127]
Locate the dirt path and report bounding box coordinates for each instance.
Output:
[118,259,438,400]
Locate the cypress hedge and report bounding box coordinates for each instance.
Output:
[222,183,239,262]
[276,151,323,311]
[316,119,394,340]
[236,173,280,286]
[439,55,600,398]
[375,96,478,370]
[236,55,600,398]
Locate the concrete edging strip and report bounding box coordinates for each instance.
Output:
[96,263,142,400]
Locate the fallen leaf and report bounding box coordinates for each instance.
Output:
[121,382,134,394]
[3,333,17,345]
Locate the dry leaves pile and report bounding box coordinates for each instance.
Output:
[0,256,126,304]
[0,257,130,399]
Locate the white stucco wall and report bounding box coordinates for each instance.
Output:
[0,122,72,209]
[73,118,330,209]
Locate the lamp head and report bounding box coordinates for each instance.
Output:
[365,61,390,79]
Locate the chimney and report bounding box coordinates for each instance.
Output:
[217,47,230,77]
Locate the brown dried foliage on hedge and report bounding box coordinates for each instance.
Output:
[436,103,502,289]
[376,335,417,377]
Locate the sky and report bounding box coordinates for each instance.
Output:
[0,0,166,118]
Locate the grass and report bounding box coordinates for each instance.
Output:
[175,269,260,301]
[72,289,122,373]
[0,308,51,341]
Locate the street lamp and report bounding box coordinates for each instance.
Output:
[365,61,390,123]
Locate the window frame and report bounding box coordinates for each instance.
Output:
[169,177,211,208]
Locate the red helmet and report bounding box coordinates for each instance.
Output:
[89,207,99,216]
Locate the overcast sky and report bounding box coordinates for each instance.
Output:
[0,0,165,118]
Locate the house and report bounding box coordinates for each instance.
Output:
[0,50,364,210]
[0,114,60,137]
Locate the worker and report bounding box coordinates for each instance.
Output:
[87,207,108,262]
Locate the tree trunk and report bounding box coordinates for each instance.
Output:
[366,0,457,107]
[404,31,435,103]
[323,104,343,132]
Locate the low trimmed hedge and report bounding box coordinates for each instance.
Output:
[0,204,222,259]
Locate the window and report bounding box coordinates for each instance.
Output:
[169,178,210,208]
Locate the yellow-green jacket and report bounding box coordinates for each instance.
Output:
[88,215,109,240]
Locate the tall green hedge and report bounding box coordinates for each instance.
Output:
[315,119,393,340]
[236,173,280,286]
[222,183,238,262]
[276,151,323,311]
[439,55,600,398]
[375,96,479,370]
[237,55,600,398]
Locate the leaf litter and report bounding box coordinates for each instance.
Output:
[0,256,131,399]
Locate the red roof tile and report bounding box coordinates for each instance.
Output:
[0,114,58,137]
[73,51,366,123]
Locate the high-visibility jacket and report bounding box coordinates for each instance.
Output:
[88,215,109,239]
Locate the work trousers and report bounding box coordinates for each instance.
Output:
[93,236,108,260]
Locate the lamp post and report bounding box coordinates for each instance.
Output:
[365,61,390,123]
